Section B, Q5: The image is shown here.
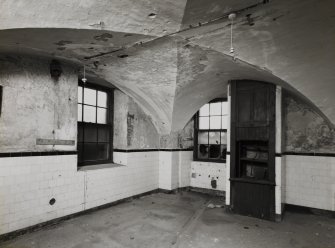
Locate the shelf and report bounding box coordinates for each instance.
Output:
[229,177,275,186]
[240,157,268,163]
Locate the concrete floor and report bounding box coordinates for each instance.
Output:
[1,191,334,248]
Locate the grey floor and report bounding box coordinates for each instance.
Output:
[1,191,334,248]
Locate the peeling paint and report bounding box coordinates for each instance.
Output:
[160,119,193,149]
[127,113,135,147]
[0,55,77,152]
[283,91,335,153]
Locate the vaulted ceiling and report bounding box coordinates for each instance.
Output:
[1,0,334,134]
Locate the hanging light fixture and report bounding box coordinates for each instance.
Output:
[82,65,87,83]
[228,13,237,58]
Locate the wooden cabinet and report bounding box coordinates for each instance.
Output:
[230,80,276,221]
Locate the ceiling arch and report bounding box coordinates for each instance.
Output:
[0,0,334,134]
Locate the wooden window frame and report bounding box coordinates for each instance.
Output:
[193,98,228,163]
[77,81,114,167]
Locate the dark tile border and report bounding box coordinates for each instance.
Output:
[113,148,193,153]
[282,152,335,157]
[0,151,77,158]
[189,187,226,196]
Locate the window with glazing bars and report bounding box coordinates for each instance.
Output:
[77,83,113,166]
[194,99,228,162]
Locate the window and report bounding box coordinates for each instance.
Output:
[77,82,113,166]
[194,99,228,162]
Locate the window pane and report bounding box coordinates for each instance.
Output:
[199,104,209,116]
[210,102,221,115]
[209,132,220,144]
[83,105,96,123]
[222,102,228,115]
[78,87,83,103]
[198,145,209,159]
[84,88,96,105]
[84,125,97,142]
[78,143,83,163]
[78,124,83,142]
[97,143,109,160]
[221,132,227,145]
[83,144,98,161]
[198,131,208,144]
[97,91,107,108]
[209,145,221,158]
[210,116,221,129]
[199,116,209,129]
[98,126,109,142]
[97,108,107,124]
[78,104,82,122]
[221,115,228,129]
[220,144,227,160]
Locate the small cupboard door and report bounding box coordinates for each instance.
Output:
[236,81,275,127]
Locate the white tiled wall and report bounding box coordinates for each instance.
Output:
[3,151,333,235]
[159,152,173,190]
[0,155,84,235]
[0,151,159,235]
[275,157,282,214]
[190,161,226,191]
[225,155,231,205]
[179,151,193,188]
[283,155,335,211]
[158,151,193,190]
[84,152,159,210]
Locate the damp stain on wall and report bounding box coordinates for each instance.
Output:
[127,113,135,147]
[283,91,335,153]
[159,119,194,149]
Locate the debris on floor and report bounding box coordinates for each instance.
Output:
[207,203,224,209]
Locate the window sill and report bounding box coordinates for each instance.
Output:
[193,159,226,163]
[78,162,125,171]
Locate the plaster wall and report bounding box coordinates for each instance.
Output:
[160,119,193,149]
[283,91,335,153]
[0,55,77,152]
[113,90,160,150]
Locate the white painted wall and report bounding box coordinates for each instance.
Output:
[283,155,335,211]
[190,161,226,192]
